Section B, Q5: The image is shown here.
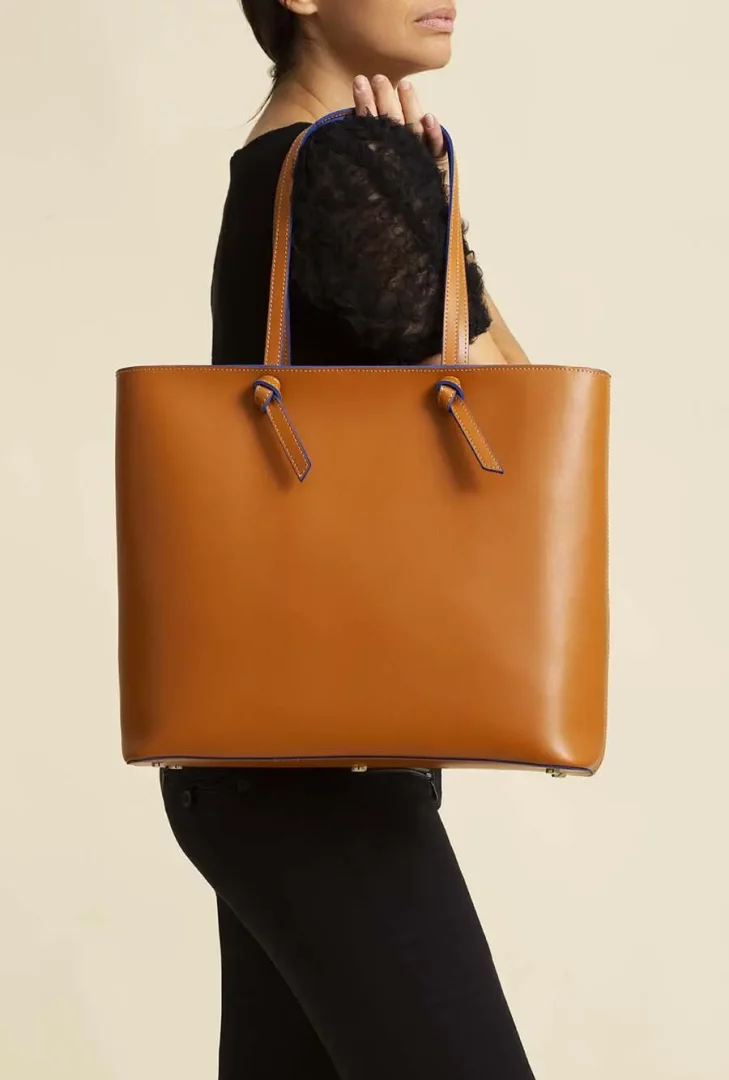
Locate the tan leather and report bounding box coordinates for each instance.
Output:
[253,375,312,481]
[435,377,504,473]
[115,118,611,777]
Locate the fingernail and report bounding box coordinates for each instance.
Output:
[373,74,386,84]
[400,80,412,91]
[424,113,436,128]
[354,75,368,91]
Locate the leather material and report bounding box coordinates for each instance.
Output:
[115,111,610,776]
[253,376,312,481]
[435,377,504,473]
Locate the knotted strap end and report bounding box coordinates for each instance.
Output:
[253,377,312,482]
[435,378,504,474]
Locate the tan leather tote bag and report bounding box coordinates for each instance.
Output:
[115,110,610,778]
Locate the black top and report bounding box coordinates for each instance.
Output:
[210,113,492,804]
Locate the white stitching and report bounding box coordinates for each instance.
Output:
[452,399,502,471]
[117,366,611,378]
[272,397,309,471]
[452,156,467,366]
[265,111,352,370]
[267,406,306,479]
[443,219,453,366]
[265,135,301,367]
[442,144,455,365]
[274,142,300,365]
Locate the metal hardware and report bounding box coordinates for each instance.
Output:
[152,762,183,770]
[546,768,567,779]
[351,765,368,773]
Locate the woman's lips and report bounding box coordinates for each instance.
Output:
[416,9,456,33]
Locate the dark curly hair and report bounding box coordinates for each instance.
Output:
[239,1,299,89]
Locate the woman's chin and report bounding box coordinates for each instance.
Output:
[403,39,453,75]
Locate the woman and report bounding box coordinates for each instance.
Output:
[161,2,535,1077]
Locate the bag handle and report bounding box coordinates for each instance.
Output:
[263,108,470,368]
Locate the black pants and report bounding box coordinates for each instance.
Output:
[161,765,536,1080]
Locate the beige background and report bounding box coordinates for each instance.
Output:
[1,1,728,1077]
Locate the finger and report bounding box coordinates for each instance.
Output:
[397,80,425,136]
[372,74,404,123]
[423,113,446,160]
[353,75,377,116]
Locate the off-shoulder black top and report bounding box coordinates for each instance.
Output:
[210,113,493,805]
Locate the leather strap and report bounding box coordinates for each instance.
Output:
[263,108,470,368]
[253,376,312,481]
[435,378,504,473]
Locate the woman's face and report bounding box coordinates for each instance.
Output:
[308,1,456,80]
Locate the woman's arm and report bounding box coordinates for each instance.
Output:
[470,286,531,365]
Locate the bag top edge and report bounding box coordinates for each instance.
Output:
[115,364,612,379]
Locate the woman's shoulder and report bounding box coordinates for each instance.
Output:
[218,123,310,236]
[229,122,310,180]
[230,111,442,176]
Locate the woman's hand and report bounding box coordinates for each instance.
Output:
[351,75,528,367]
[353,75,447,166]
